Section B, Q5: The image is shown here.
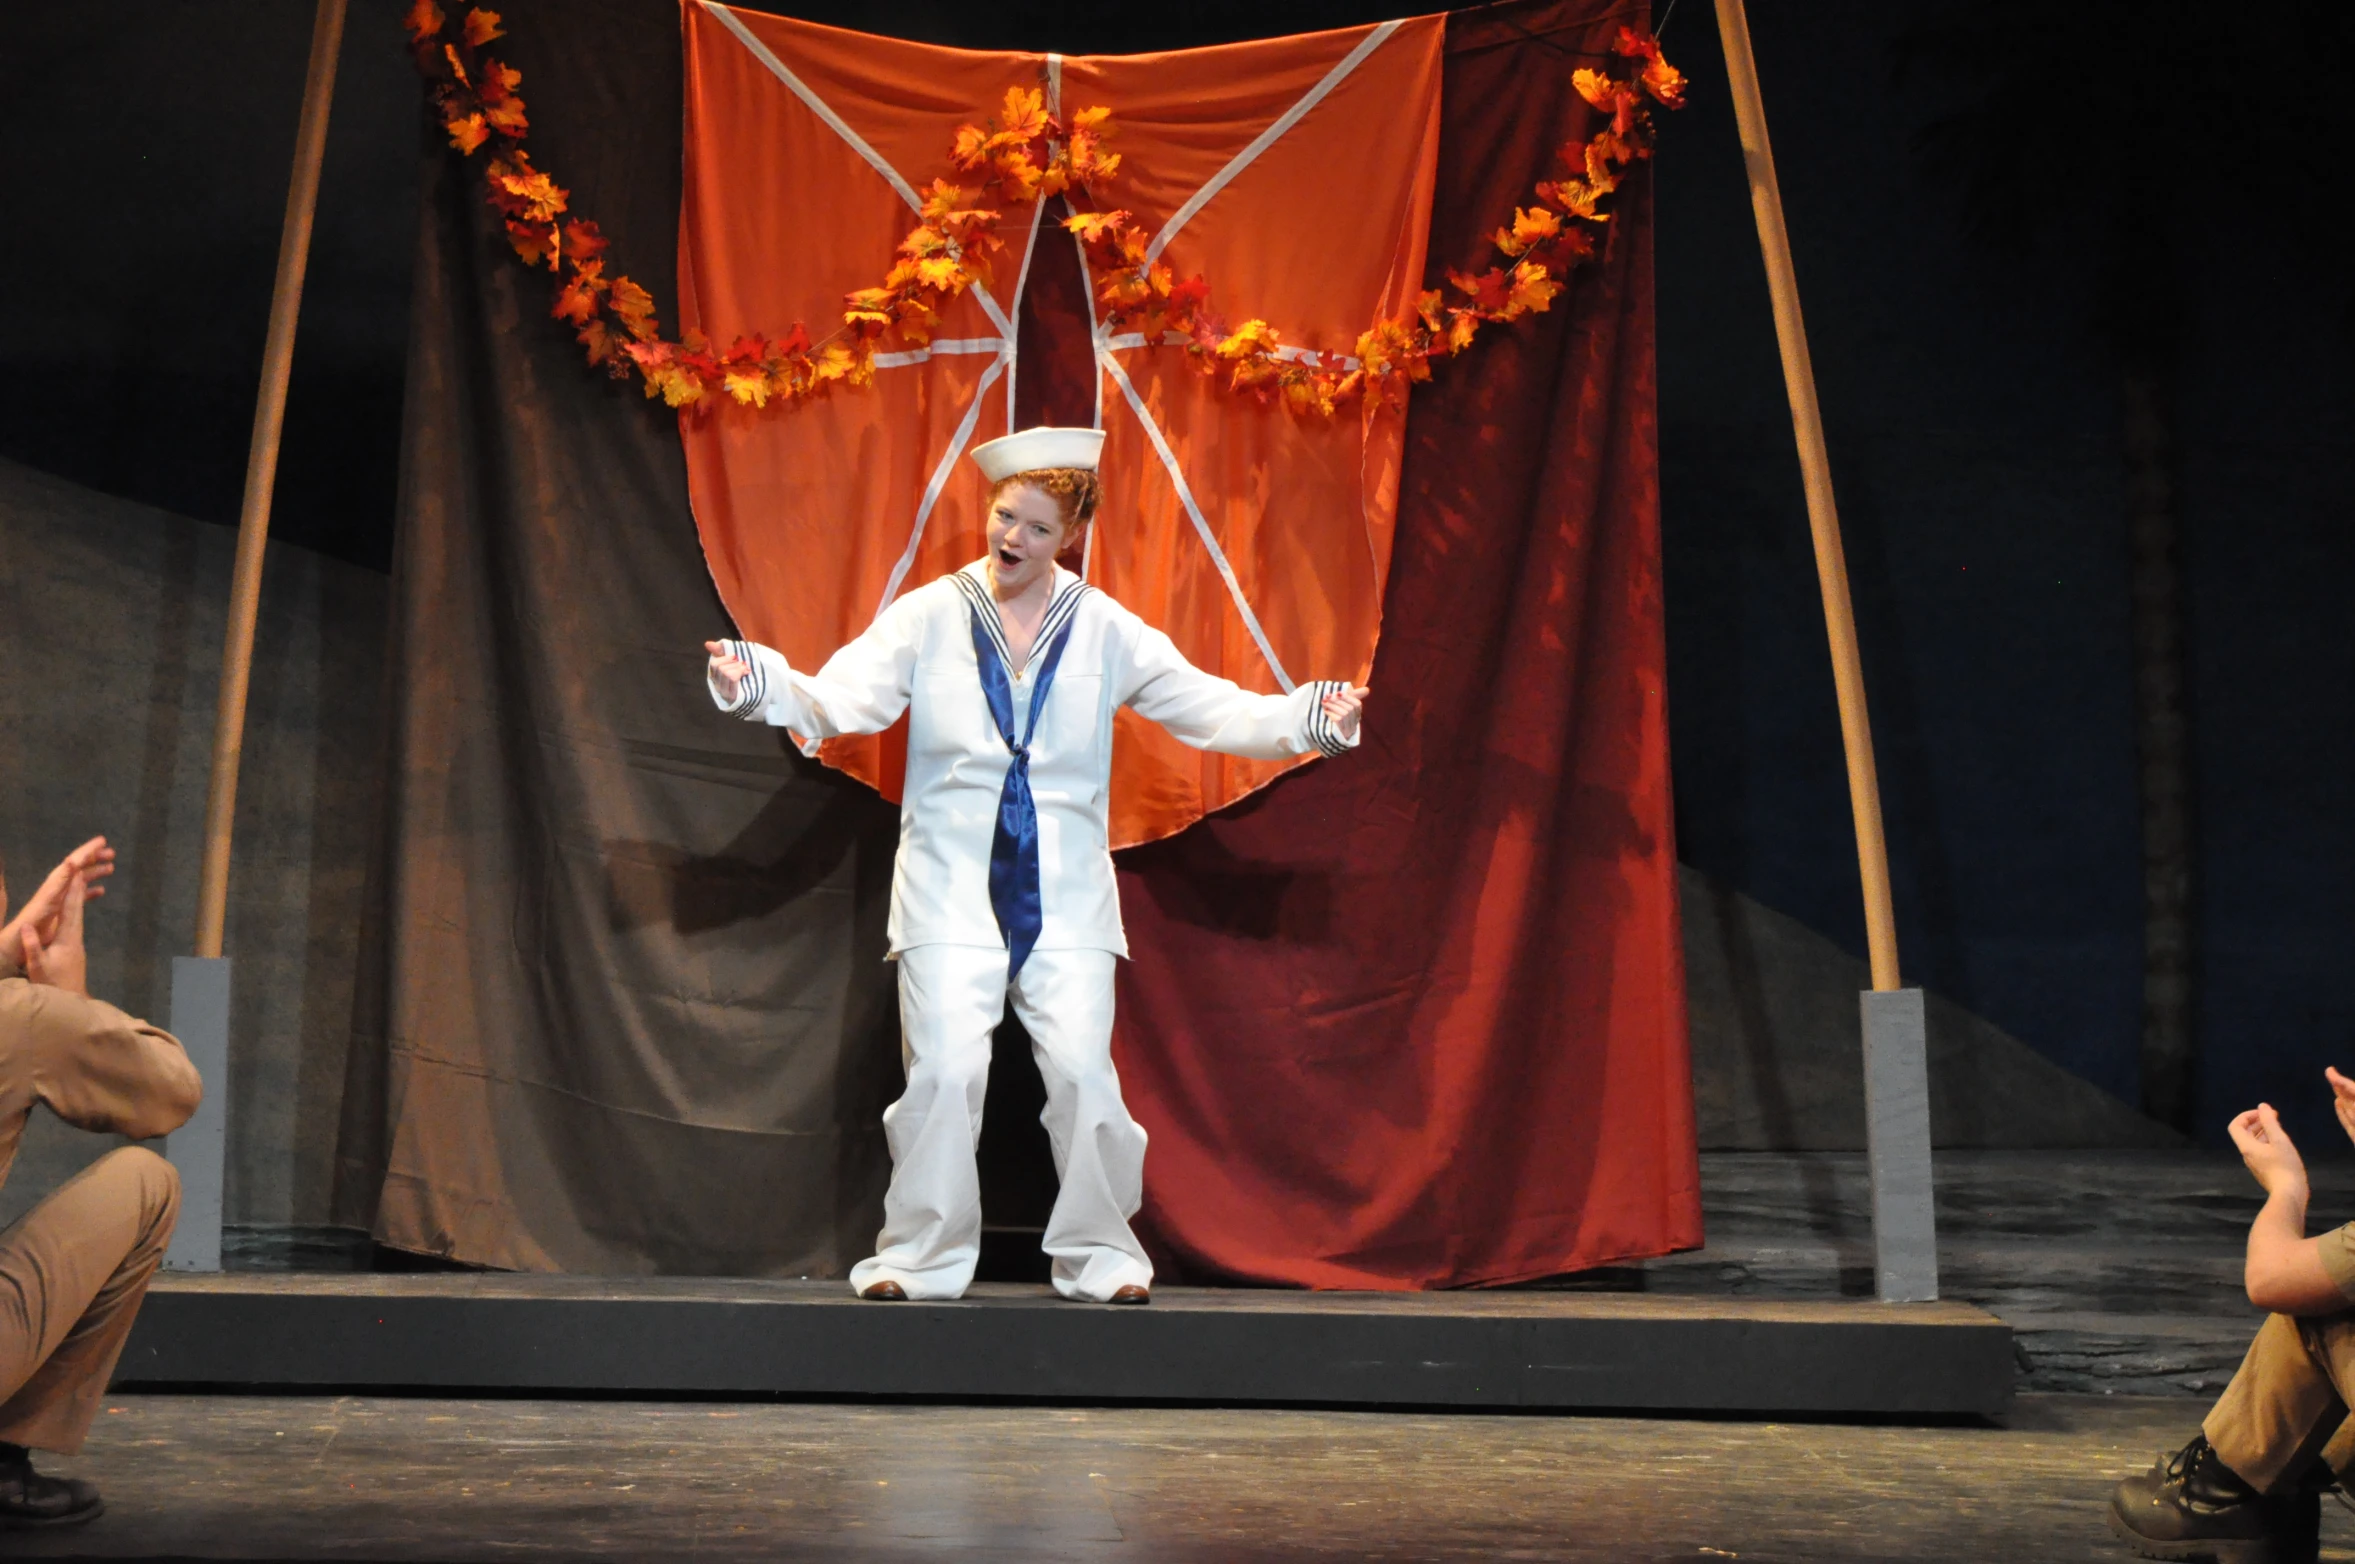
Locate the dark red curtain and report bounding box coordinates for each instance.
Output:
[1103,2,1699,1287]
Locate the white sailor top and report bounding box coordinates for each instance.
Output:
[712,559,1357,958]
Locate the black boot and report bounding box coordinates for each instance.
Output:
[2106,1434,2318,1564]
[0,1443,103,1531]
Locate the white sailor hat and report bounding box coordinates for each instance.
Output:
[970,426,1104,482]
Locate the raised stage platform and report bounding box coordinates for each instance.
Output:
[118,1275,2014,1418]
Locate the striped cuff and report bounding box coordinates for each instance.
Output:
[710,637,771,719]
[1303,679,1359,758]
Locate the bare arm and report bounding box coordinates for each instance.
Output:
[2229,1103,2349,1316]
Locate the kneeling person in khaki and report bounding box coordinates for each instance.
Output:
[0,838,202,1530]
[2110,1067,2355,1563]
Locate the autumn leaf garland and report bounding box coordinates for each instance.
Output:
[1062,28,1686,415]
[405,4,1683,417]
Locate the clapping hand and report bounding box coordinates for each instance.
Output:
[1322,684,1370,742]
[705,640,752,704]
[2328,1067,2355,1151]
[0,836,113,977]
[2229,1102,2310,1201]
[20,868,90,998]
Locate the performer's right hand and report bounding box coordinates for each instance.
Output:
[705,639,751,704]
[0,835,112,975]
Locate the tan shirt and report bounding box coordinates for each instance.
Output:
[0,953,203,1193]
[2321,1223,2355,1303]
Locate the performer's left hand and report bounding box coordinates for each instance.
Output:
[1323,684,1369,741]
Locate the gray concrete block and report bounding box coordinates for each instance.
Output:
[1862,988,1938,1301]
[165,956,232,1271]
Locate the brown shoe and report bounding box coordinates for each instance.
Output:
[2106,1434,2318,1564]
[859,1279,908,1301]
[1109,1284,1150,1305]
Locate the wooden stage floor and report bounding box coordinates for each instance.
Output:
[11,1391,2296,1562]
[118,1274,2014,1418]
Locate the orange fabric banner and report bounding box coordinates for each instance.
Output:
[677,2,1442,845]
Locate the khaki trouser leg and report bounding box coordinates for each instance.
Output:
[0,1146,181,1454]
[2204,1310,2355,1493]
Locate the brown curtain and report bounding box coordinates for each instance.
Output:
[334,0,905,1273]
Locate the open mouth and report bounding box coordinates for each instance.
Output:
[996,547,1021,567]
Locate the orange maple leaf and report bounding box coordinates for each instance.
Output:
[1493,205,1561,258]
[1215,319,1283,359]
[560,219,607,263]
[842,285,894,334]
[490,162,567,221]
[995,87,1050,145]
[1546,177,1610,221]
[505,220,554,266]
[1446,310,1481,354]
[813,343,858,383]
[1641,54,1687,108]
[655,364,706,408]
[1447,266,1509,311]
[1282,376,1328,416]
[482,98,527,137]
[551,263,606,324]
[914,255,966,292]
[992,154,1043,204]
[723,368,771,407]
[897,226,950,260]
[608,276,658,339]
[447,113,490,154]
[1507,260,1563,314]
[919,180,985,225]
[1063,210,1130,246]
[577,318,616,366]
[403,0,445,43]
[463,8,505,47]
[1069,105,1112,133]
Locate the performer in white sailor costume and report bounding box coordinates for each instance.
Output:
[703,426,1368,1304]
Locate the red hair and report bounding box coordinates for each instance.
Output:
[989,467,1101,529]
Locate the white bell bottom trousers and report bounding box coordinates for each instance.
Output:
[847,944,1154,1302]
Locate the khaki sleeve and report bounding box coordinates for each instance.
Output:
[2318,1223,2355,1304]
[0,978,203,1141]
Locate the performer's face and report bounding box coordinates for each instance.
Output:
[988,483,1074,593]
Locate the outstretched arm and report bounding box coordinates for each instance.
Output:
[1116,624,1365,760]
[703,600,921,755]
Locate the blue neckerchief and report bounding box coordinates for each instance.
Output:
[969,597,1078,977]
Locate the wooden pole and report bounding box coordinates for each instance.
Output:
[194,0,348,959]
[1712,0,1902,992]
